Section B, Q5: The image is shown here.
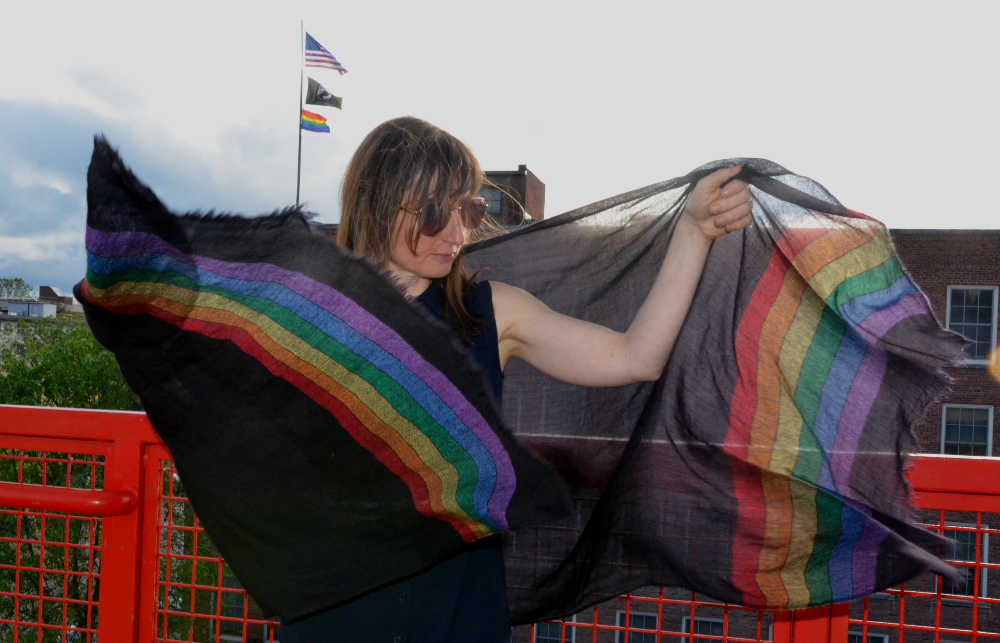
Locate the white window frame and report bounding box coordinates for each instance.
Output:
[945,285,998,366]
[680,616,724,643]
[941,404,994,457]
[534,615,576,643]
[848,633,889,643]
[942,522,989,598]
[616,610,659,643]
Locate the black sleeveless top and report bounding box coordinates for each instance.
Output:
[278,280,510,643]
[416,280,504,405]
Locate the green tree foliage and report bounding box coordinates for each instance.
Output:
[0,319,141,410]
[0,277,33,299]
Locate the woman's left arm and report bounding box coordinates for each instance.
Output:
[493,165,752,387]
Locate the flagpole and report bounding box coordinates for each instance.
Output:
[296,20,304,207]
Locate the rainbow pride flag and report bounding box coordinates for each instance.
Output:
[301,109,329,133]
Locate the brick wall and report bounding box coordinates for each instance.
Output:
[891,230,1000,457]
[889,230,1000,636]
[485,165,546,224]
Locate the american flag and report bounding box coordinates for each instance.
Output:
[305,33,347,75]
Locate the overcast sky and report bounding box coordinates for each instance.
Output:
[1,1,997,296]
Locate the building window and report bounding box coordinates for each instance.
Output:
[848,634,888,643]
[616,611,658,643]
[942,526,988,597]
[942,405,992,456]
[534,615,576,643]
[947,286,998,363]
[479,187,503,216]
[680,616,723,643]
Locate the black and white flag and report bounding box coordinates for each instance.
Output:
[306,77,343,110]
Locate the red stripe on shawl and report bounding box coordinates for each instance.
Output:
[111,301,481,542]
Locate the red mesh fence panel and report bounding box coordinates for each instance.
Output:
[848,509,1000,643]
[0,447,105,643]
[154,459,277,643]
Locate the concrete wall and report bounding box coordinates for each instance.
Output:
[3,302,56,318]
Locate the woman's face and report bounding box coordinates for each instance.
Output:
[387,206,467,282]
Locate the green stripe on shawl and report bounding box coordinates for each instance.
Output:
[826,255,905,311]
[791,308,846,483]
[803,491,842,604]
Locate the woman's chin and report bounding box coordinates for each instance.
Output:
[425,257,455,277]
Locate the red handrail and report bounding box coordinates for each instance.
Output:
[0,480,138,515]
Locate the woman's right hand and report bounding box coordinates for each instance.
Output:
[680,166,753,241]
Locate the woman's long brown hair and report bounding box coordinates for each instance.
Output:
[338,117,486,341]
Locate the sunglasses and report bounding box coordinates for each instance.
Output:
[411,197,489,235]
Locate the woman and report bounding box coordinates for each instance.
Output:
[278,116,752,642]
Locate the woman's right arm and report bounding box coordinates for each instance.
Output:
[493,166,751,387]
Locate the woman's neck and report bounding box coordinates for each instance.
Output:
[385,261,432,298]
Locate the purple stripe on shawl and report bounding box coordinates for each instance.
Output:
[86,226,516,528]
[851,512,886,598]
[829,345,887,493]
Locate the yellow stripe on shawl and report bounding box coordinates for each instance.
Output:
[767,289,825,606]
[770,286,826,476]
[779,482,819,607]
[757,473,793,607]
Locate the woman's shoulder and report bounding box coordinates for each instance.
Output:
[487,281,536,308]
[487,281,551,336]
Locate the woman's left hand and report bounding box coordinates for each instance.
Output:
[680,165,753,241]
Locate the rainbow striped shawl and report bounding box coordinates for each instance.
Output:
[77,140,965,624]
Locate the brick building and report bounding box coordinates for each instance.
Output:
[483,165,546,225]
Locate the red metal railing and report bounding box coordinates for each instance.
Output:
[0,405,996,642]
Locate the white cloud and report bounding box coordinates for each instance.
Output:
[9,169,74,195]
[0,230,82,263]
